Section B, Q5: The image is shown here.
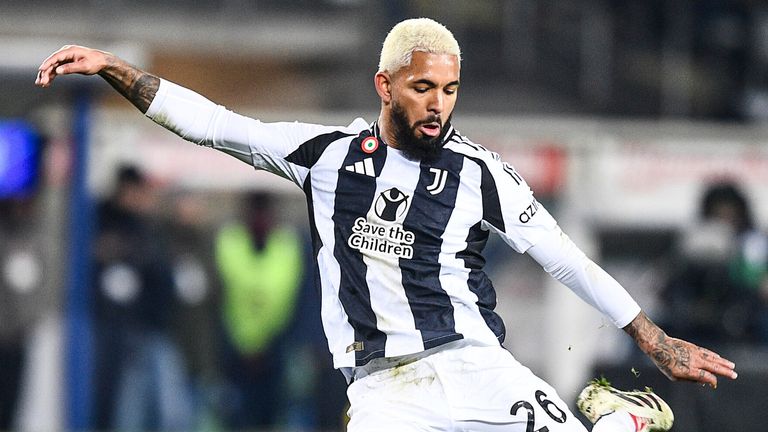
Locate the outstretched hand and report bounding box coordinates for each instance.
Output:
[645,334,737,388]
[624,311,737,388]
[35,45,112,87]
[34,45,158,113]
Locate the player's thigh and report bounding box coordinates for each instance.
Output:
[503,379,588,431]
[346,363,452,432]
[437,346,588,432]
[450,382,588,432]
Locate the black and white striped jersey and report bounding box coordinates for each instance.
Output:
[147,79,561,369]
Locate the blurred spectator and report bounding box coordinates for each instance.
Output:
[215,191,303,430]
[0,196,50,430]
[165,191,225,430]
[280,226,349,432]
[661,180,768,345]
[91,165,192,431]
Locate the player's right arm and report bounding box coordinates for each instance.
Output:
[36,45,365,187]
[35,45,159,113]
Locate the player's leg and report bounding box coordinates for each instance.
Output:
[345,358,453,432]
[346,345,674,432]
[433,344,589,432]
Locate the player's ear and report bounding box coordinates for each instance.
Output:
[374,72,393,104]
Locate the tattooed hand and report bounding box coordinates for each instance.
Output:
[36,45,159,113]
[623,311,738,388]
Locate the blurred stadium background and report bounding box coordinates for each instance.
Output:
[1,1,767,431]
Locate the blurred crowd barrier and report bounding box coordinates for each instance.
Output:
[2,107,767,431]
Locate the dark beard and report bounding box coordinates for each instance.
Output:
[390,102,451,163]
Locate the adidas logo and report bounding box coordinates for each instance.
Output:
[345,158,376,177]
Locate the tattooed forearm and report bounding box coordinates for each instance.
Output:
[623,311,687,380]
[623,311,664,349]
[98,56,159,113]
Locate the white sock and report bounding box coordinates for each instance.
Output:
[592,411,638,432]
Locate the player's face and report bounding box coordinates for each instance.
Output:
[380,51,460,160]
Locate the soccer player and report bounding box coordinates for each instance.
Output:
[36,18,737,432]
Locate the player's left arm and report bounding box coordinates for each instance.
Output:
[479,151,738,388]
[622,311,737,387]
[527,227,738,387]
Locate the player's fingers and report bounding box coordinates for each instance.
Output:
[53,62,82,76]
[697,348,737,379]
[697,347,730,364]
[35,45,83,86]
[36,58,93,87]
[35,65,65,87]
[702,357,737,380]
[694,368,718,388]
[36,60,68,87]
[37,45,76,72]
[35,66,56,87]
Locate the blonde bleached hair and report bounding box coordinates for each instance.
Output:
[378,18,461,73]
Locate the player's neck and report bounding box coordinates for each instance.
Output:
[376,112,401,149]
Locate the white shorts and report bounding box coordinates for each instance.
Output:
[346,343,589,432]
